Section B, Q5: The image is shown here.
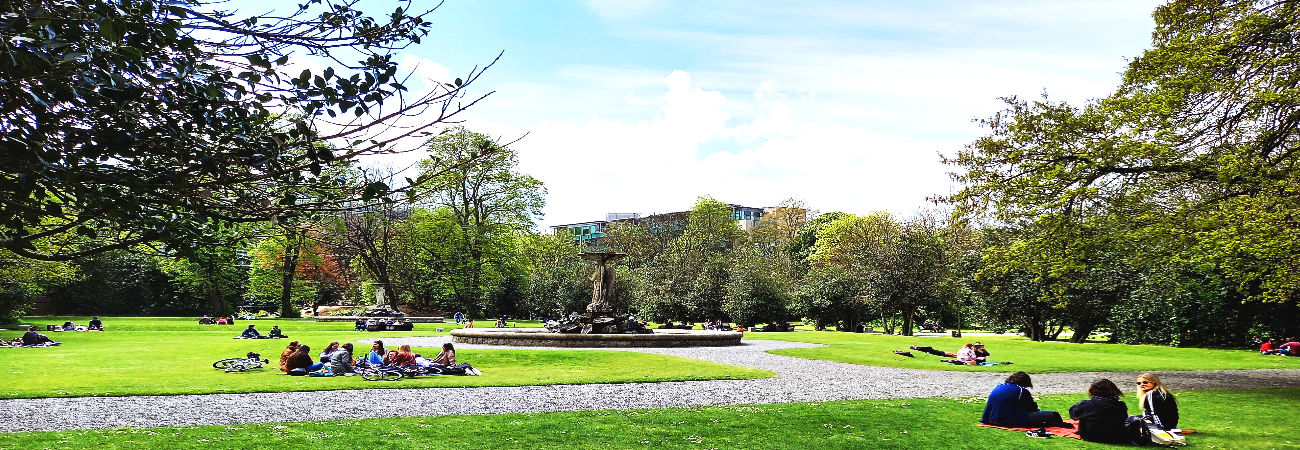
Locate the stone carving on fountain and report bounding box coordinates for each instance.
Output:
[545,252,652,334]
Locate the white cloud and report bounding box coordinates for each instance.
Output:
[512,70,951,228]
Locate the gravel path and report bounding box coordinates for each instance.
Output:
[2,337,1297,433]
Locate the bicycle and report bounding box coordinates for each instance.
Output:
[213,352,270,373]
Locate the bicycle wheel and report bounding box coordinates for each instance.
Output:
[362,369,403,381]
[213,358,244,369]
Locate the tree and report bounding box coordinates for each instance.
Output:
[519,232,589,318]
[1,0,496,260]
[155,224,250,316]
[723,248,791,327]
[946,0,1300,307]
[786,211,850,279]
[46,250,188,315]
[751,198,808,278]
[417,128,545,314]
[0,249,77,321]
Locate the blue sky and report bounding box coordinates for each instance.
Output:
[232,0,1166,228]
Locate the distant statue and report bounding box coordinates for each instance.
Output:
[546,252,647,334]
[588,259,618,316]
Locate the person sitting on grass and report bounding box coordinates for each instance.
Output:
[1136,373,1179,430]
[956,343,981,364]
[320,341,340,363]
[279,341,301,372]
[432,342,457,366]
[268,325,286,339]
[363,340,386,366]
[62,321,76,331]
[328,343,355,375]
[240,324,262,339]
[287,344,323,372]
[1260,338,1280,355]
[973,342,989,360]
[980,371,1065,428]
[388,344,416,367]
[1069,379,1129,443]
[87,317,104,331]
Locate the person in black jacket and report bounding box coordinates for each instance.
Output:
[1069,379,1130,443]
[1137,372,1179,430]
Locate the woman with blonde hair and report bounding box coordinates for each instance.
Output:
[1136,372,1179,430]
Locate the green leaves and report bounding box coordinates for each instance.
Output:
[98,18,126,42]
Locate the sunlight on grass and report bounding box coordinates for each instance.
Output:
[0,317,771,399]
[744,330,1300,373]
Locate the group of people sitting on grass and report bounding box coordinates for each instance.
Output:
[278,339,479,376]
[1258,337,1300,356]
[198,315,239,325]
[353,317,414,331]
[900,341,1006,365]
[703,319,732,331]
[981,371,1180,444]
[234,324,287,339]
[48,317,104,332]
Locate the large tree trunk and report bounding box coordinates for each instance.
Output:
[1069,321,1097,343]
[279,227,302,318]
[204,260,228,316]
[900,304,917,336]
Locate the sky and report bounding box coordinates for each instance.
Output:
[232,0,1166,229]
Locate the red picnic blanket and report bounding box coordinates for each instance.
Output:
[978,419,1083,440]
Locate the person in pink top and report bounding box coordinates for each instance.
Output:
[1280,338,1300,356]
[957,342,982,364]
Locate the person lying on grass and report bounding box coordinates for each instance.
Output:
[980,371,1067,428]
[1280,338,1300,356]
[908,345,955,357]
[20,329,56,346]
[1069,379,1129,443]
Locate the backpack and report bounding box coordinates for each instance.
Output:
[1125,415,1151,446]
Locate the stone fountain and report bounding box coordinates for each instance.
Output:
[544,252,650,334]
[451,251,741,347]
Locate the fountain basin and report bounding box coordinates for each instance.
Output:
[451,327,743,348]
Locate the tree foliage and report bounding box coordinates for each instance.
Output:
[0,0,494,260]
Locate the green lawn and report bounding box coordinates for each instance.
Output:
[4,388,1295,449]
[744,330,1300,373]
[0,317,771,399]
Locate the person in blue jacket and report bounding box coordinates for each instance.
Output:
[981,371,1064,427]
